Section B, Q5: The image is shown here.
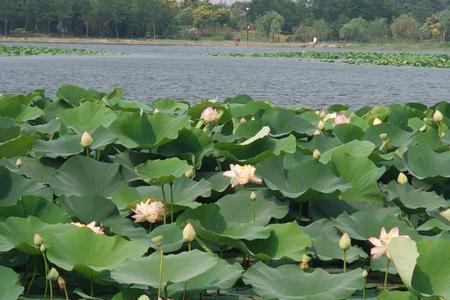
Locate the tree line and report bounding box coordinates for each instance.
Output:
[0,0,449,42]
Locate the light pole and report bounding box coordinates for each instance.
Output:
[246,7,250,42]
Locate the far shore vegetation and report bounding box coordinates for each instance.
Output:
[1,0,450,52]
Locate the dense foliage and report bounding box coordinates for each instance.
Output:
[1,0,450,42]
[0,44,102,56]
[224,50,450,68]
[0,85,449,299]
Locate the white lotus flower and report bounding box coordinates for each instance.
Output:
[132,199,165,224]
[223,164,262,188]
[71,221,104,235]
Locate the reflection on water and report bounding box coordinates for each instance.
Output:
[1,42,449,108]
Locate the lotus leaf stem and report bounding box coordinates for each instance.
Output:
[158,248,164,299]
[343,250,347,273]
[90,279,94,296]
[42,252,53,300]
[252,200,256,224]
[384,259,390,290]
[169,183,174,223]
[362,276,366,300]
[25,257,37,295]
[161,186,167,224]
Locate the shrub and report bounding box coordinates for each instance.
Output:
[391,15,419,40]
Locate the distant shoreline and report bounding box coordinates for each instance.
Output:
[2,37,450,52]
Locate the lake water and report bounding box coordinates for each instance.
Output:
[1,42,449,108]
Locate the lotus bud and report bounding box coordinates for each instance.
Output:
[40,244,46,252]
[379,133,388,141]
[137,296,150,300]
[300,254,311,270]
[313,129,321,136]
[397,172,408,185]
[379,141,389,153]
[80,131,93,148]
[317,120,325,130]
[240,117,247,124]
[339,233,351,250]
[184,169,194,178]
[312,149,321,160]
[440,208,450,223]
[57,276,66,290]
[33,233,43,246]
[440,132,446,138]
[372,118,382,126]
[362,270,368,278]
[433,110,443,123]
[151,235,163,248]
[47,268,59,281]
[154,108,160,113]
[250,191,257,201]
[419,125,427,132]
[16,158,22,168]
[183,223,196,242]
[302,254,311,263]
[319,111,326,119]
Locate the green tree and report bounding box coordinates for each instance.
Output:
[339,17,369,41]
[53,0,73,38]
[256,11,284,42]
[436,10,450,41]
[390,14,419,40]
[0,0,17,38]
[369,18,389,41]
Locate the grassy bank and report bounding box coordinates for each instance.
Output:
[0,43,102,56]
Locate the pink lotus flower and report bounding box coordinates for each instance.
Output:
[71,221,104,235]
[201,107,220,123]
[223,164,262,188]
[368,227,409,259]
[334,113,350,125]
[132,199,165,224]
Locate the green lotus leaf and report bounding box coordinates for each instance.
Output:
[0,265,24,300]
[334,207,420,241]
[303,219,367,263]
[260,108,315,136]
[377,290,418,300]
[113,150,151,182]
[383,182,447,213]
[0,166,48,207]
[333,124,365,143]
[388,237,419,288]
[214,135,296,164]
[388,103,424,129]
[48,155,126,197]
[235,119,266,139]
[411,239,450,299]
[108,111,189,149]
[364,123,415,148]
[111,185,157,211]
[57,84,103,106]
[58,195,147,241]
[151,98,189,114]
[111,250,218,287]
[404,144,450,179]
[157,128,213,168]
[89,126,118,150]
[0,134,35,158]
[32,135,83,158]
[103,96,153,113]
[59,101,117,134]
[148,223,183,253]
[0,196,70,224]
[198,171,230,192]
[248,222,312,261]
[0,125,20,142]
[319,140,375,164]
[216,189,288,226]
[298,135,341,154]
[0,216,52,255]
[111,289,145,300]
[136,157,192,186]
[332,152,385,202]
[227,100,271,118]
[1,156,60,184]
[0,101,43,122]
[257,154,350,199]
[188,100,231,123]
[41,224,148,280]
[243,263,363,300]
[167,259,243,295]
[416,218,450,233]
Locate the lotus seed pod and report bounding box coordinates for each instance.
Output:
[312,149,321,160]
[339,233,351,250]
[183,223,196,242]
[313,129,321,136]
[137,295,150,300]
[151,235,163,247]
[397,172,408,185]
[433,110,443,123]
[317,120,325,130]
[362,270,368,278]
[250,191,257,201]
[47,268,59,281]
[57,276,66,290]
[80,131,93,147]
[372,117,382,126]
[15,158,22,168]
[33,233,43,246]
[40,244,46,252]
[184,169,194,178]
[440,208,450,223]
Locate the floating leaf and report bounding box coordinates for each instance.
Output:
[0,265,24,300]
[136,157,192,186]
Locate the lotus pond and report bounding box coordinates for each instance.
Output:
[0,85,449,300]
[0,44,102,56]
[223,51,450,68]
